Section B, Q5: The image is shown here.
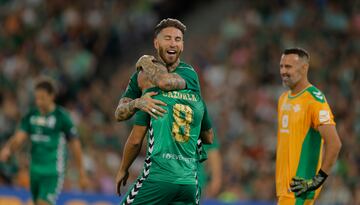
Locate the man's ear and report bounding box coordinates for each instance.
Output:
[153,38,159,50]
[303,62,309,73]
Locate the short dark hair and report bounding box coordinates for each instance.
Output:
[154,18,186,37]
[35,77,57,95]
[282,47,310,61]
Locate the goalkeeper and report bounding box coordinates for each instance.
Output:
[276,48,342,205]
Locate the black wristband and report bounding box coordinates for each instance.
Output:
[318,169,328,179]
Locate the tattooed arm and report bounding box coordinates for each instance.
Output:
[114,97,138,121]
[137,55,186,91]
[147,69,186,91]
[115,93,167,121]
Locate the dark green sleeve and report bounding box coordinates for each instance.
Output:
[133,110,150,126]
[61,111,78,141]
[204,131,220,150]
[19,114,31,134]
[121,71,142,99]
[201,101,213,131]
[175,68,201,94]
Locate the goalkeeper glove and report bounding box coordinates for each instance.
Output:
[290,169,328,197]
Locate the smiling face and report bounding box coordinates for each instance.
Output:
[154,27,184,67]
[279,54,309,91]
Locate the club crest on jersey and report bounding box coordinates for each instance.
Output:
[292,104,301,112]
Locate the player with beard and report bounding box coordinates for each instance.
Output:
[115,18,211,127]
[115,60,213,205]
[276,48,342,205]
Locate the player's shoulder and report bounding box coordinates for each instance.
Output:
[304,85,326,103]
[278,91,288,102]
[54,106,71,118]
[24,107,38,117]
[178,61,196,72]
[130,71,139,78]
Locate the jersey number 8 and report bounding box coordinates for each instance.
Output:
[172,104,193,142]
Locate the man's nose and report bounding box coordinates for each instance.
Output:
[280,67,286,74]
[169,39,176,47]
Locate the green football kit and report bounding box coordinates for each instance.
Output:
[19,106,77,204]
[122,60,212,161]
[121,88,208,205]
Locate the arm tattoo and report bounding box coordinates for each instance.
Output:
[142,60,186,91]
[115,97,137,121]
[158,73,186,91]
[146,63,167,84]
[146,66,186,91]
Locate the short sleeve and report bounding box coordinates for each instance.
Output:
[204,131,220,151]
[311,99,336,129]
[175,67,201,94]
[62,112,78,141]
[133,110,150,126]
[121,71,142,99]
[201,101,213,131]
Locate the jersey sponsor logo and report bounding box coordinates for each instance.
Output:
[319,110,330,123]
[162,153,196,163]
[30,116,56,128]
[30,134,50,142]
[282,103,301,112]
[281,103,292,111]
[313,91,324,100]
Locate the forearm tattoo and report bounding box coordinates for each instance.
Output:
[159,74,186,91]
[146,63,167,84]
[115,97,137,121]
[146,63,185,91]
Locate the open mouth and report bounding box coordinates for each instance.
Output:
[166,50,177,56]
[282,75,290,81]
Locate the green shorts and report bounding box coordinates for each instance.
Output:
[30,173,64,205]
[121,180,198,205]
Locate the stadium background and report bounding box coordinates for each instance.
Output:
[0,0,359,204]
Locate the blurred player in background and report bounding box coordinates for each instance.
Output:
[0,77,89,205]
[115,58,213,204]
[276,48,342,205]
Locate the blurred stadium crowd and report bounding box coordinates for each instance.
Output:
[0,0,359,204]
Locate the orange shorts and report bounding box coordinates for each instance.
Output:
[277,196,315,205]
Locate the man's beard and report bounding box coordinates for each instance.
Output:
[158,47,181,67]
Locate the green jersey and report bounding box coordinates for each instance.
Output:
[19,106,77,176]
[122,61,212,129]
[122,61,200,99]
[134,88,207,185]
